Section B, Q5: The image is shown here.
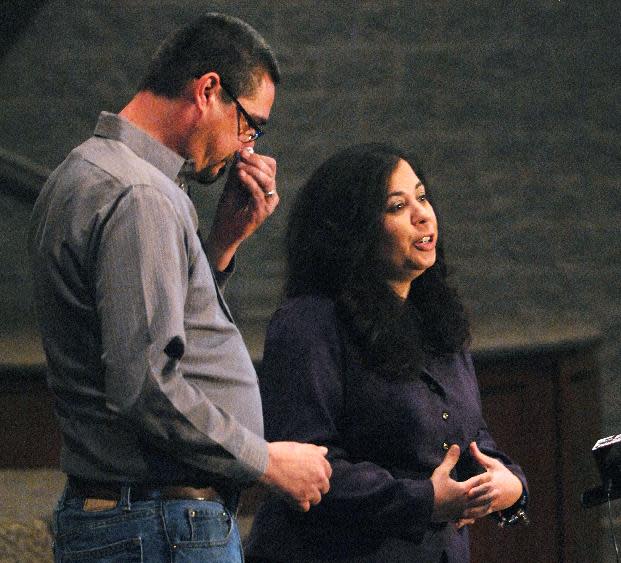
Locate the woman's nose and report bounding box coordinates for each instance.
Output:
[411,204,430,225]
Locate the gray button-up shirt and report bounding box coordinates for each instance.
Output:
[29,112,268,487]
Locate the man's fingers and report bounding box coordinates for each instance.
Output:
[235,173,279,218]
[297,491,322,512]
[236,165,277,205]
[237,151,277,188]
[236,165,273,195]
[323,457,333,479]
[233,150,278,207]
[239,149,277,174]
[292,488,323,512]
[263,442,332,512]
[320,469,331,494]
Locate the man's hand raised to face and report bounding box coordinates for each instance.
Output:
[206,148,279,271]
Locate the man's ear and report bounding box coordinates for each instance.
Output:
[191,72,222,112]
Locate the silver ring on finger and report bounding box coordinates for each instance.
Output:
[265,190,276,198]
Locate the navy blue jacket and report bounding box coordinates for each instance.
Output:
[246,295,527,563]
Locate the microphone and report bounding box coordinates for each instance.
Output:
[581,433,621,508]
[593,434,621,485]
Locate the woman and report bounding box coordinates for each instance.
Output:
[246,144,528,562]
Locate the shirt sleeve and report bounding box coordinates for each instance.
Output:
[461,353,529,499]
[259,297,434,541]
[95,184,267,484]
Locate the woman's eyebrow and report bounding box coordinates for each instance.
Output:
[386,182,423,197]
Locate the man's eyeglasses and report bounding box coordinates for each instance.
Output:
[220,81,264,143]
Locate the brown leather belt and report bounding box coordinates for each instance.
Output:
[66,476,223,503]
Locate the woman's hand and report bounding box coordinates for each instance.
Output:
[430,444,494,523]
[468,441,523,512]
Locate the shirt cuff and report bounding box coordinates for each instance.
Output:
[234,427,269,484]
[213,254,236,289]
[495,482,529,528]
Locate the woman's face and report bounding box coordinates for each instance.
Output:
[378,158,438,298]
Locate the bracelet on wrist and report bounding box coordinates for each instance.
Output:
[495,490,529,528]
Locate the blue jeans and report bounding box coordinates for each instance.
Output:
[52,485,244,562]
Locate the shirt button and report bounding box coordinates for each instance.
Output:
[442,411,449,420]
[442,442,449,451]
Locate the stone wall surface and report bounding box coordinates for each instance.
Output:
[0,1,619,557]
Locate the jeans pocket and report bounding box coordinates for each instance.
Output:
[57,536,143,562]
[187,507,233,546]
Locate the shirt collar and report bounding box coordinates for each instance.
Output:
[93,111,187,182]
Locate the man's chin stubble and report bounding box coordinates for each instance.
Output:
[191,163,228,185]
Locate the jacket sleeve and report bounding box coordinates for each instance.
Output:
[259,297,435,541]
[462,353,529,503]
[457,352,528,516]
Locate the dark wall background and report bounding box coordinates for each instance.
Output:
[0,0,619,553]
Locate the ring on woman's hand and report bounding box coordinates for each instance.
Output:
[265,190,276,198]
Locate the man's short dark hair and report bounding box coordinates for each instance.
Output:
[138,13,280,98]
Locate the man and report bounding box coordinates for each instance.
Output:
[30,13,331,562]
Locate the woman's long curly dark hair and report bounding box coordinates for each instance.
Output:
[285,143,470,378]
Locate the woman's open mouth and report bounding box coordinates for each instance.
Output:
[413,234,435,250]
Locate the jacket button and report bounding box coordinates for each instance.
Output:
[442,411,449,420]
[442,442,449,451]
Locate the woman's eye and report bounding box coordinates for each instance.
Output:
[417,193,427,202]
[387,201,405,212]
